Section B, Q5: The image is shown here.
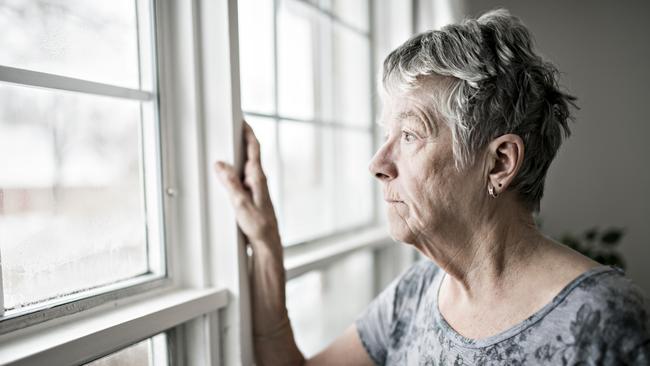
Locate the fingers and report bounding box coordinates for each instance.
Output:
[244,161,271,207]
[243,121,262,167]
[242,121,272,206]
[215,160,280,244]
[214,161,254,211]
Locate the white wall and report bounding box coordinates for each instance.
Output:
[461,0,650,294]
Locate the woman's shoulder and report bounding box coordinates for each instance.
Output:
[569,266,648,312]
[553,266,650,362]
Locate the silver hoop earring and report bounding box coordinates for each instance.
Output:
[488,185,498,198]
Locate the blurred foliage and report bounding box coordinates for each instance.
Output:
[534,216,626,269]
[559,227,626,270]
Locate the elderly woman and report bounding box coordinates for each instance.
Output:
[215,9,649,365]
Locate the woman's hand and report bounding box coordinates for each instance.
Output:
[213,122,373,366]
[214,121,281,249]
[214,122,306,365]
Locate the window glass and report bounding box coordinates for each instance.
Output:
[0,0,153,90]
[286,250,375,356]
[84,333,168,366]
[277,0,315,120]
[331,24,372,127]
[279,123,374,244]
[330,128,373,230]
[239,0,374,245]
[0,83,158,310]
[319,0,369,32]
[0,0,162,314]
[238,0,275,114]
[279,121,333,243]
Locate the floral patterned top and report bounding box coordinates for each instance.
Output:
[355,259,650,365]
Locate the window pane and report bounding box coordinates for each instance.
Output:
[85,333,168,366]
[278,0,315,120]
[287,250,375,356]
[240,0,375,245]
[0,82,157,310]
[331,25,372,127]
[239,0,275,114]
[279,122,332,243]
[331,129,373,230]
[319,0,369,32]
[279,123,373,244]
[0,0,152,90]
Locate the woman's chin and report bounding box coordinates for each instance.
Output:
[387,218,418,245]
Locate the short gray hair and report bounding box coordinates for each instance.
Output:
[382,9,577,213]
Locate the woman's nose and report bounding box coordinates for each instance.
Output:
[368,144,397,181]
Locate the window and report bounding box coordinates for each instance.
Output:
[0,0,165,320]
[84,333,168,366]
[286,250,376,356]
[0,1,233,365]
[239,0,376,245]
[237,0,413,356]
[0,0,419,364]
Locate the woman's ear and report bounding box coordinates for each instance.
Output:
[487,134,524,194]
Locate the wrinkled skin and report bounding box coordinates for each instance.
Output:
[369,84,489,270]
[369,81,599,341]
[215,80,599,361]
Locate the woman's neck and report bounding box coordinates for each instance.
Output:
[416,195,547,301]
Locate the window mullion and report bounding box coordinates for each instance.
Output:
[0,65,153,102]
[272,0,285,228]
[190,0,255,363]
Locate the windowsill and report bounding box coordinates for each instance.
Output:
[283,226,394,280]
[0,287,228,365]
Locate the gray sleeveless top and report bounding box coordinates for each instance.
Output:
[355,259,650,365]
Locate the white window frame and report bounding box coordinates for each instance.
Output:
[236,0,401,280]
[0,0,250,365]
[0,0,425,364]
[273,0,419,283]
[242,0,380,249]
[0,0,169,328]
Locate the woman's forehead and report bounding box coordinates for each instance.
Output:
[378,92,440,134]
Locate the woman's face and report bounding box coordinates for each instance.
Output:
[369,86,483,245]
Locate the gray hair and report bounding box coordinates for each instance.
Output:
[382,9,577,213]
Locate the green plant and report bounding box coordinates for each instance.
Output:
[558,227,626,270]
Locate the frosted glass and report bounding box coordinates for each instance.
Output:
[331,25,372,127]
[287,251,375,356]
[319,0,369,32]
[239,0,275,114]
[331,129,373,229]
[85,333,168,366]
[0,0,153,90]
[279,122,373,244]
[278,0,315,120]
[279,122,332,244]
[0,82,152,310]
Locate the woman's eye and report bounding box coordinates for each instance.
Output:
[401,131,416,143]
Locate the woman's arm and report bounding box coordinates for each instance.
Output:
[214,122,374,366]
